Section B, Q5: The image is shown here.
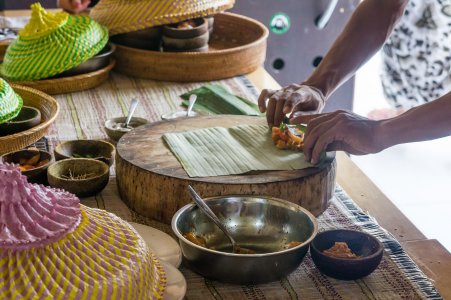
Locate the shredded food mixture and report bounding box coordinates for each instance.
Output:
[271,123,305,151]
[323,242,360,259]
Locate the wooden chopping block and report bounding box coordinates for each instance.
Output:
[116,115,336,224]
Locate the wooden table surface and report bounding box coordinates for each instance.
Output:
[247,67,451,298]
[3,9,450,296]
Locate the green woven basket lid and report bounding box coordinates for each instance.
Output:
[0,78,23,124]
[0,3,109,81]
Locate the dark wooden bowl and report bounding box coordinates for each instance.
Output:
[0,106,41,136]
[310,229,383,280]
[111,27,162,51]
[1,148,51,184]
[47,158,109,198]
[54,139,115,166]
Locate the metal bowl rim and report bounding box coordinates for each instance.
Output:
[171,195,319,257]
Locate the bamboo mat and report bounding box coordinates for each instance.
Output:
[42,72,441,299]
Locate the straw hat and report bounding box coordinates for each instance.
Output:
[0,78,23,124]
[90,0,235,35]
[0,3,108,81]
[0,163,166,299]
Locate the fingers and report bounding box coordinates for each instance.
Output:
[266,91,284,127]
[302,113,340,163]
[289,112,322,124]
[258,89,276,113]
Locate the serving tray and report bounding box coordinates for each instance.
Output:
[112,12,269,82]
[0,84,59,155]
[11,59,115,95]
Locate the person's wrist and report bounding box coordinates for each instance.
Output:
[373,119,393,152]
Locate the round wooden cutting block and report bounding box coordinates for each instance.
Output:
[116,115,336,224]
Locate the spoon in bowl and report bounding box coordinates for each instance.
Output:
[186,94,197,117]
[122,98,139,128]
[187,185,255,254]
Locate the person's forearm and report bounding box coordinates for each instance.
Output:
[377,92,451,148]
[304,0,408,99]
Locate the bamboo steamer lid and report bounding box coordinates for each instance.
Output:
[90,0,235,35]
[0,78,23,124]
[0,163,167,299]
[0,3,108,81]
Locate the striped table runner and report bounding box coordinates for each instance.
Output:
[48,72,442,300]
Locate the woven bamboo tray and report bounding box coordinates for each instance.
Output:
[112,12,269,82]
[11,59,115,95]
[0,84,59,155]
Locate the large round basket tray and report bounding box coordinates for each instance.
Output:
[0,84,59,155]
[11,59,115,95]
[116,115,336,224]
[112,13,268,82]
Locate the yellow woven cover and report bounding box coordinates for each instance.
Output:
[90,0,235,35]
[0,163,166,300]
[0,78,23,124]
[0,3,108,81]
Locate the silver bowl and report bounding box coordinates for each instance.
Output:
[172,195,318,284]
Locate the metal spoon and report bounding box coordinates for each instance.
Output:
[186,94,197,117]
[187,185,255,254]
[123,98,139,128]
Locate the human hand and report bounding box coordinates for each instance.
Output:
[294,110,386,164]
[57,0,91,13]
[257,84,326,128]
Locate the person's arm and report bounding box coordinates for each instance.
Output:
[303,0,408,99]
[57,0,91,13]
[302,91,451,164]
[258,0,409,127]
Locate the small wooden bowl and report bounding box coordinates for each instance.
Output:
[54,139,115,166]
[162,18,209,52]
[47,158,109,198]
[310,229,383,280]
[1,148,51,184]
[104,116,148,142]
[0,106,42,136]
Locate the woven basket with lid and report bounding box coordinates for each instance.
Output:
[0,78,22,124]
[0,3,108,81]
[90,0,235,35]
[0,163,167,299]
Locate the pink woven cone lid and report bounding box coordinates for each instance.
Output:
[90,0,235,35]
[0,163,81,250]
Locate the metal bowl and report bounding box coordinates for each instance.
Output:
[172,195,318,284]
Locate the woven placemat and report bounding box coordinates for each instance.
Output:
[41,72,441,299]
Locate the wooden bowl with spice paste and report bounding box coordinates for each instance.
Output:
[310,229,383,280]
[1,148,51,184]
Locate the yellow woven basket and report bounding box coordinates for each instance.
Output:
[0,78,23,124]
[91,0,235,35]
[0,3,108,81]
[0,84,59,155]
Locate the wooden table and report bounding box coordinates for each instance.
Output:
[3,9,450,296]
[247,67,451,298]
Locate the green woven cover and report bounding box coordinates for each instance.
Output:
[0,8,108,81]
[0,78,23,124]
